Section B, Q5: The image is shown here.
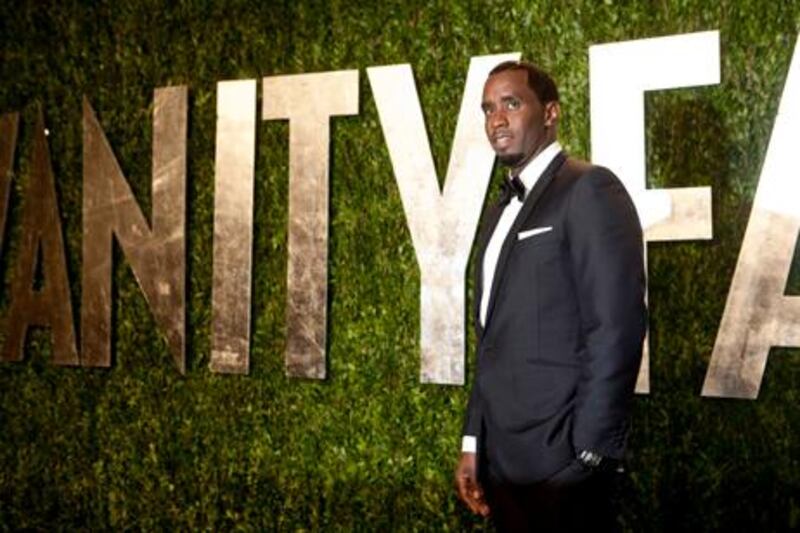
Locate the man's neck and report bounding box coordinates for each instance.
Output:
[509,136,559,175]
[512,140,562,194]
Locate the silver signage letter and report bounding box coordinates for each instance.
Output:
[590,31,720,392]
[2,109,78,365]
[81,87,187,372]
[0,112,19,256]
[210,80,257,374]
[263,70,359,379]
[702,35,800,399]
[368,53,519,384]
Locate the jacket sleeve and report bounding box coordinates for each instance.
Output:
[565,166,647,459]
[462,369,483,441]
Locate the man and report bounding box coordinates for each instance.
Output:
[455,61,647,532]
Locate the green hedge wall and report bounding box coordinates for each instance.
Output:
[1,1,798,530]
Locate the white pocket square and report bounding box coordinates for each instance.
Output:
[517,226,553,240]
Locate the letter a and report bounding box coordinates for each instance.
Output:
[2,109,78,365]
[702,36,800,399]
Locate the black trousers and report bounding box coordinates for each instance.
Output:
[485,460,621,533]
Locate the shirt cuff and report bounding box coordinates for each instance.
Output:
[461,435,477,453]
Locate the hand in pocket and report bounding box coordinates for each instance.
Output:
[545,460,593,488]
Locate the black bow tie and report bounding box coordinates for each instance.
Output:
[499,174,526,206]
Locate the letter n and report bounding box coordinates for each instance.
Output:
[81,88,187,372]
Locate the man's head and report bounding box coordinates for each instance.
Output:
[481,61,560,171]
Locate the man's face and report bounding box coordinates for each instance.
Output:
[481,69,559,169]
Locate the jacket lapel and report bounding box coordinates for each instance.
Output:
[473,201,505,338]
[482,152,567,331]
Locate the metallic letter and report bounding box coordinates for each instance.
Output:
[702,35,800,399]
[0,112,19,256]
[210,80,256,374]
[590,31,720,392]
[81,87,187,372]
[368,53,519,384]
[263,70,359,379]
[1,109,78,364]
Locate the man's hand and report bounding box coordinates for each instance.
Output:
[455,452,490,516]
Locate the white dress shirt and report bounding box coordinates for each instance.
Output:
[462,140,563,454]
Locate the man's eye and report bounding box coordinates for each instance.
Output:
[506,100,520,110]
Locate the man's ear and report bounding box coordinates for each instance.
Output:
[544,101,560,128]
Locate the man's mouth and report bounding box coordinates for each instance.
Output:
[492,131,513,148]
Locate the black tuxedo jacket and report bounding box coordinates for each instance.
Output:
[463,152,647,485]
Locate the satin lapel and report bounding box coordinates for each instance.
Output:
[483,152,567,330]
[473,201,506,339]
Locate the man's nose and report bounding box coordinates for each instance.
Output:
[489,110,508,130]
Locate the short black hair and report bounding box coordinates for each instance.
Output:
[488,61,560,104]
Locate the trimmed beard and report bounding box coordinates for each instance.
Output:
[497,152,525,167]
